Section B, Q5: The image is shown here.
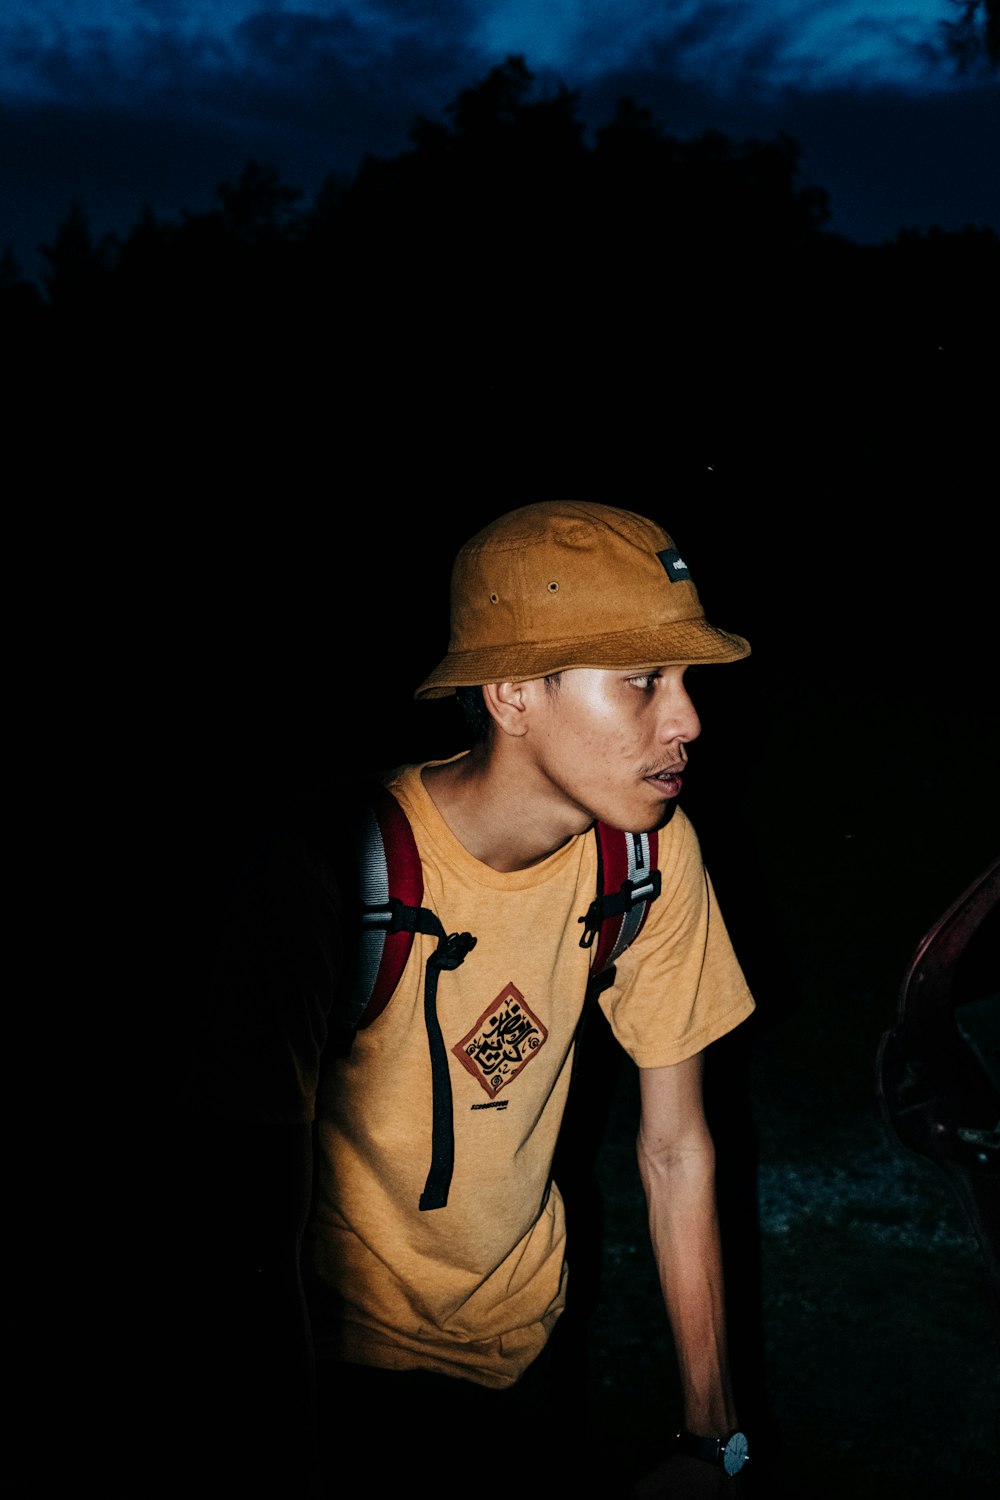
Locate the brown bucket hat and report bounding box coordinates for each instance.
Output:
[415,501,750,699]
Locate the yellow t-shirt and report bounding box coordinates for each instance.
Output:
[303,760,755,1388]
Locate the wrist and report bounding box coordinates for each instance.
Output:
[676,1427,750,1478]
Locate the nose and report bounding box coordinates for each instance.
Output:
[658,677,701,748]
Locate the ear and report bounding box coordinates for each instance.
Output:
[482,680,530,738]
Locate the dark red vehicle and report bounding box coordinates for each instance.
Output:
[877,854,1000,1337]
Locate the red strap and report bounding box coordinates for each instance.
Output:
[359,783,425,1026]
[589,823,659,978]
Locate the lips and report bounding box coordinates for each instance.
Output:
[645,770,683,797]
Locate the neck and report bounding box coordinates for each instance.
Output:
[422,743,590,871]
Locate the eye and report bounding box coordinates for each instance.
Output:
[627,672,661,693]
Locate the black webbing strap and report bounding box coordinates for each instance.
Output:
[359,897,444,940]
[358,892,477,1211]
[419,929,477,1211]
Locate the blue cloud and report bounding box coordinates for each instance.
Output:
[0,0,995,286]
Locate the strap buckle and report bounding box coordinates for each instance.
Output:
[578,869,662,949]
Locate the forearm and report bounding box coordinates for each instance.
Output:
[637,1078,737,1436]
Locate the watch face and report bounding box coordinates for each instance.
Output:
[723,1431,749,1476]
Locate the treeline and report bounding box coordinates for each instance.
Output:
[5,55,997,503]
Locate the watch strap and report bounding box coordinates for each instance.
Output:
[676,1430,724,1465]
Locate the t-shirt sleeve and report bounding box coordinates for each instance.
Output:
[598,808,755,1068]
[180,834,345,1124]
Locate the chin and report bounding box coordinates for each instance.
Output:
[596,800,678,835]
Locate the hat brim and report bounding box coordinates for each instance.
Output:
[414,619,750,699]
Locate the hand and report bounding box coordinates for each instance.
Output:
[633,1451,747,1500]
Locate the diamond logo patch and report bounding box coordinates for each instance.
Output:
[454,983,548,1097]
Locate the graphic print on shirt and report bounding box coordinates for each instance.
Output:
[454,982,548,1097]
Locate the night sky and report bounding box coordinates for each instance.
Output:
[3,0,998,285]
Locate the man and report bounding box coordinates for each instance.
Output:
[176,501,754,1498]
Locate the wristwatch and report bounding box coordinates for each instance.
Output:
[676,1428,750,1477]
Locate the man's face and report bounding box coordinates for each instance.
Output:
[520,664,701,834]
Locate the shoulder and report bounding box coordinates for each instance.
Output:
[654,805,708,887]
[659,804,701,854]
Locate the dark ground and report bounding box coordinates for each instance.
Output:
[572,1052,999,1498]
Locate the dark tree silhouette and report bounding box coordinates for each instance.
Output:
[4,52,997,509]
[943,0,1000,67]
[216,159,305,245]
[39,200,118,310]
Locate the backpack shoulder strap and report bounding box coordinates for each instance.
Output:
[344,779,476,1212]
[344,781,447,1029]
[579,823,662,995]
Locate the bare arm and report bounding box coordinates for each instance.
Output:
[637,1052,737,1438]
